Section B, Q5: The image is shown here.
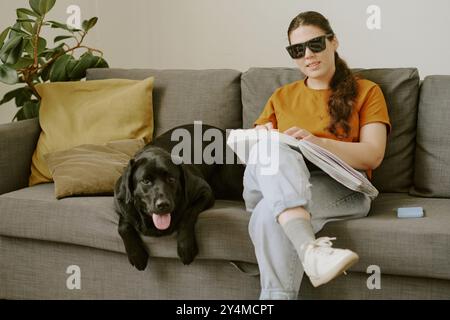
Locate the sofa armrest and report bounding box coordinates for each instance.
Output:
[0,118,41,195]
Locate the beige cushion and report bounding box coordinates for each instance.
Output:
[44,139,145,199]
[30,77,154,186]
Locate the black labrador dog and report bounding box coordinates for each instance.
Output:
[114,124,244,270]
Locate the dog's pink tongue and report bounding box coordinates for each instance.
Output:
[152,213,171,230]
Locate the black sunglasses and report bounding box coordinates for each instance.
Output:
[286,33,334,59]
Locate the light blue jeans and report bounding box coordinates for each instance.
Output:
[243,141,372,300]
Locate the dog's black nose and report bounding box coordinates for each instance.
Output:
[156,199,170,211]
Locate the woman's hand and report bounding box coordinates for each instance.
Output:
[255,122,275,131]
[284,126,322,145]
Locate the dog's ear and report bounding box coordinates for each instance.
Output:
[117,158,135,204]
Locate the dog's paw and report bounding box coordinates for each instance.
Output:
[177,239,198,265]
[127,248,149,271]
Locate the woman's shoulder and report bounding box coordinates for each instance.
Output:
[356,78,381,92]
[272,79,304,97]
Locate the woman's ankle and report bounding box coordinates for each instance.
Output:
[278,206,311,225]
[281,217,315,261]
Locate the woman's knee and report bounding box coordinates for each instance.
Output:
[249,140,309,175]
[249,201,279,236]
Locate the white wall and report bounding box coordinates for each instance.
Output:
[1,0,449,123]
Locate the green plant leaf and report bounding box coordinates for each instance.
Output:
[24,37,47,57]
[17,10,34,33]
[0,88,19,105]
[47,20,81,33]
[11,56,35,69]
[32,18,41,35]
[0,64,19,84]
[10,27,31,37]
[1,87,25,105]
[16,88,33,106]
[41,42,64,53]
[49,54,71,81]
[68,52,97,80]
[17,8,40,18]
[40,62,52,81]
[29,0,56,16]
[40,43,64,59]
[65,55,77,74]
[21,100,40,118]
[54,35,73,43]
[46,21,68,29]
[38,37,48,55]
[39,42,64,59]
[16,18,36,23]
[0,88,22,105]
[0,27,10,48]
[13,108,26,121]
[82,17,98,32]
[0,86,32,106]
[0,37,23,65]
[13,100,39,120]
[9,22,30,40]
[91,56,109,69]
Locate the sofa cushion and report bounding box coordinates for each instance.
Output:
[316,192,450,281]
[353,68,419,193]
[410,75,450,197]
[44,138,145,199]
[241,67,420,193]
[30,77,154,186]
[0,184,255,264]
[241,67,305,129]
[0,118,40,195]
[1,185,449,281]
[1,237,261,300]
[86,68,243,137]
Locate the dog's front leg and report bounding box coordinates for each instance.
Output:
[177,213,200,265]
[118,216,149,270]
[177,190,214,265]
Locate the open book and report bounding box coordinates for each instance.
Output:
[226,129,379,199]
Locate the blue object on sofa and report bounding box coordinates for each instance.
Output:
[397,207,424,218]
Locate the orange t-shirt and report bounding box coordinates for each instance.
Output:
[254,78,392,180]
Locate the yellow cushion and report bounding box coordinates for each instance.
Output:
[30,77,154,186]
[44,138,145,199]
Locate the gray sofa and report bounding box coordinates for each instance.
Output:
[1,67,449,300]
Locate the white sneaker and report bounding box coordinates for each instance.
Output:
[300,237,359,288]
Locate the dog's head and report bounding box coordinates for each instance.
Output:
[116,146,186,231]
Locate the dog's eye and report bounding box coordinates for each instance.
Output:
[142,179,152,185]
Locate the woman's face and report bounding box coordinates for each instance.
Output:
[289,24,338,83]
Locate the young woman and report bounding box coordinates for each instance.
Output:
[243,11,391,300]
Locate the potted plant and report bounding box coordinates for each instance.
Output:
[0,0,109,121]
